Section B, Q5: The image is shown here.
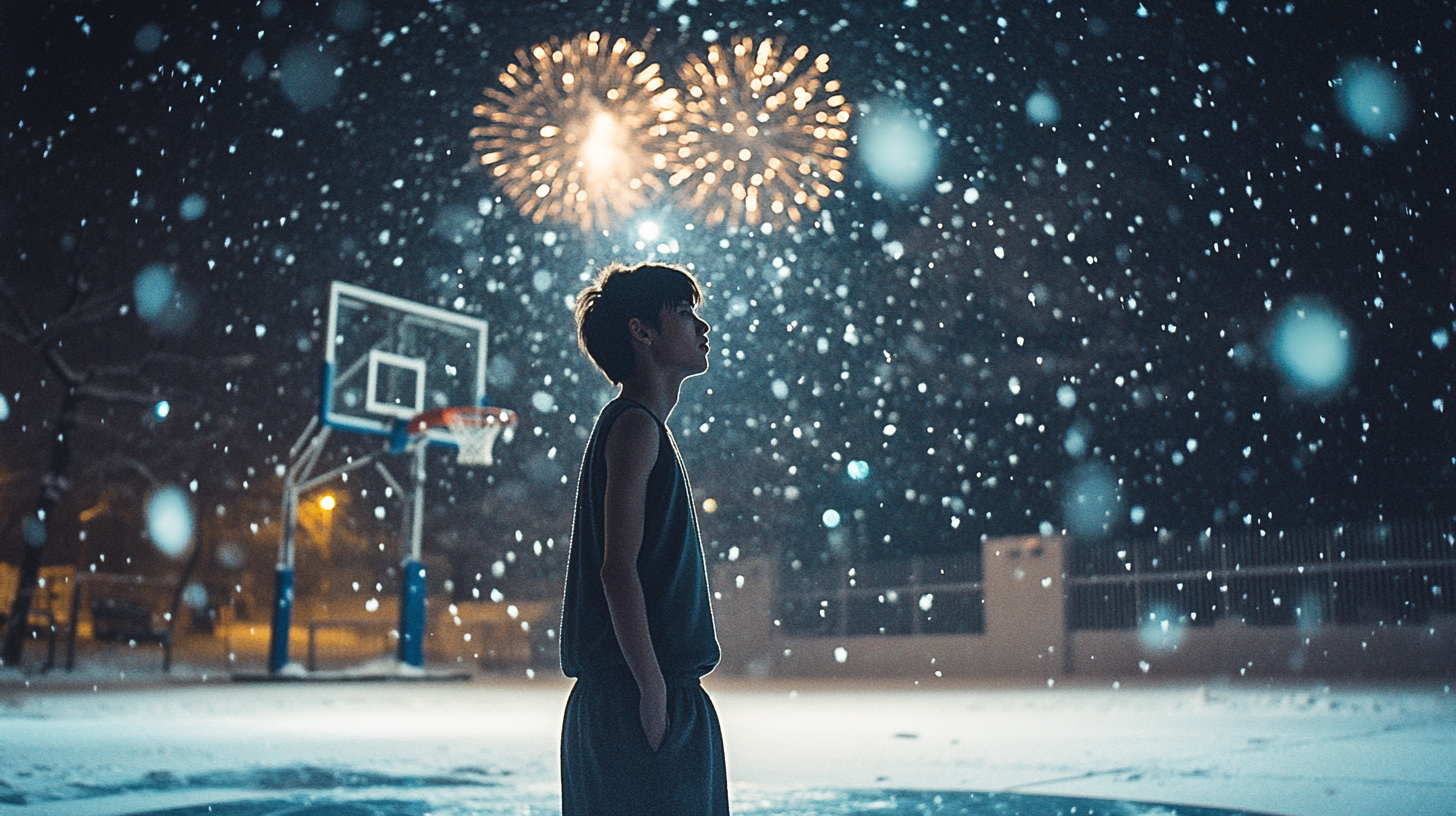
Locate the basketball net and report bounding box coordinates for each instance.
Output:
[411,407,516,466]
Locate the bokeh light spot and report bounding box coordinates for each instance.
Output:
[134,23,163,54]
[278,43,341,111]
[1062,462,1120,540]
[1025,91,1061,124]
[134,264,175,321]
[1271,300,1352,396]
[1138,605,1185,652]
[859,103,936,191]
[179,193,208,221]
[1336,59,1409,142]
[147,486,195,558]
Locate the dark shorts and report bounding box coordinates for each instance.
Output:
[561,667,729,816]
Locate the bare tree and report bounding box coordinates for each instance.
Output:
[0,275,250,669]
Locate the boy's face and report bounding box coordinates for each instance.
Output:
[646,301,711,377]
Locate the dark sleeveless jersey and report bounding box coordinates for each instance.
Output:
[559,398,720,678]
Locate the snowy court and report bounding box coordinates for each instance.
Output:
[1,672,1451,816]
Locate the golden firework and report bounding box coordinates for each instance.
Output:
[665,36,851,228]
[470,32,681,233]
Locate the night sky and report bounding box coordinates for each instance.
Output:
[3,1,1453,599]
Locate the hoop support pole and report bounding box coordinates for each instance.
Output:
[396,442,429,668]
[267,566,295,673]
[398,558,426,667]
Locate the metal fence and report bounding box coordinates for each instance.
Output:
[779,551,985,637]
[1066,517,1456,631]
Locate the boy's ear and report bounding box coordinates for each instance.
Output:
[627,316,653,345]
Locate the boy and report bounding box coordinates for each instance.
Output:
[559,262,728,815]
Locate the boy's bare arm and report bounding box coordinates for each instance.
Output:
[600,407,668,750]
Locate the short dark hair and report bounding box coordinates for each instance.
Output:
[575,262,703,385]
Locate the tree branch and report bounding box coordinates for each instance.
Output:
[73,383,160,405]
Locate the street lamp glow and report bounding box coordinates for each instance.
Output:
[318,495,336,511]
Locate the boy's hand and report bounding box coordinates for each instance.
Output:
[638,674,668,752]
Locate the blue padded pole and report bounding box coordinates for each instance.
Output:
[267,566,295,673]
[397,441,428,667]
[398,559,426,667]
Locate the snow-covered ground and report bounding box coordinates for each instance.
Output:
[1,666,1452,816]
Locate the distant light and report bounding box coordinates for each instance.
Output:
[531,391,556,412]
[1271,301,1352,396]
[833,646,848,663]
[1138,605,1185,652]
[702,498,718,514]
[1063,426,1088,457]
[134,264,175,321]
[1130,505,1146,525]
[1336,59,1409,142]
[821,509,842,528]
[179,193,207,221]
[1025,91,1061,124]
[153,400,171,420]
[0,393,10,422]
[319,495,336,511]
[1432,328,1449,350]
[181,583,209,610]
[847,460,870,480]
[1056,384,1077,408]
[134,23,163,54]
[859,102,936,191]
[637,221,660,241]
[147,486,194,558]
[771,379,789,400]
[278,43,341,111]
[1062,462,1120,539]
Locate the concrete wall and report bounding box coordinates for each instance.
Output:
[709,538,1456,680]
[1069,618,1456,679]
[712,537,1069,680]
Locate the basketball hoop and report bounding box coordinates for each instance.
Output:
[409,406,516,466]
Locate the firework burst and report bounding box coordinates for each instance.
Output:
[470,32,682,233]
[665,36,851,228]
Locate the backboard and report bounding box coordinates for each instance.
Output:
[322,281,489,446]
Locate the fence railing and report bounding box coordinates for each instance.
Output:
[1066,517,1456,631]
[779,552,985,637]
